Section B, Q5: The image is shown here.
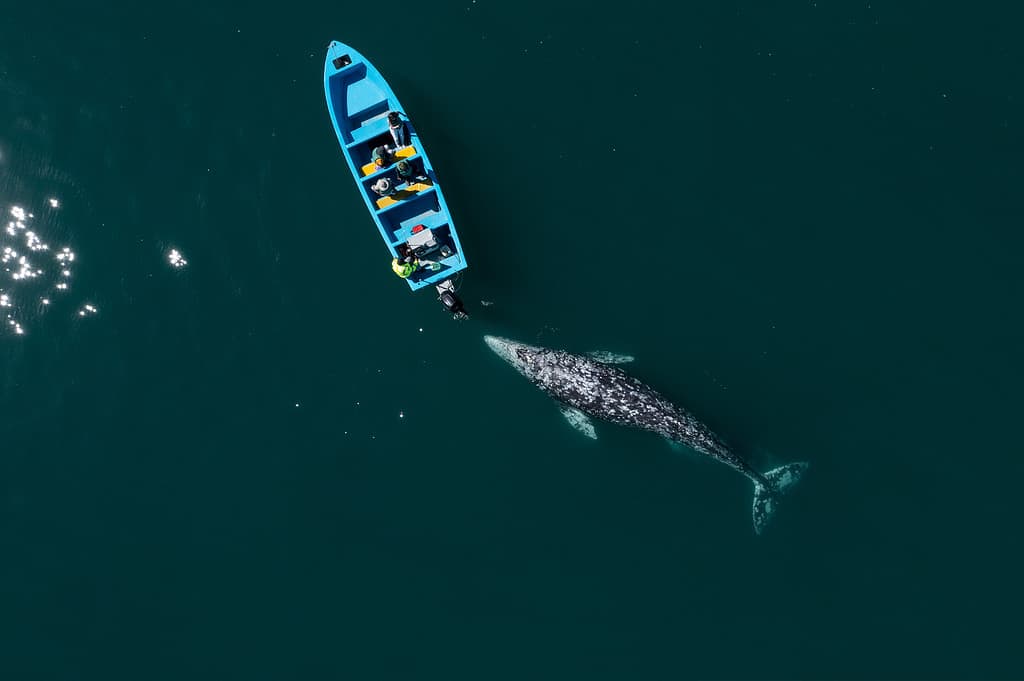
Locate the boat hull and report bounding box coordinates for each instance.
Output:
[323,41,467,291]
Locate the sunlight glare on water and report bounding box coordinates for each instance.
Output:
[167,248,188,269]
[1,201,94,336]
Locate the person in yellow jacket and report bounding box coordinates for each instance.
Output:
[392,254,418,279]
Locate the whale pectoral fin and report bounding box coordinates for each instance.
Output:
[560,405,597,439]
[664,437,683,453]
[586,351,635,364]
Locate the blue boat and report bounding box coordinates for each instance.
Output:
[323,40,467,317]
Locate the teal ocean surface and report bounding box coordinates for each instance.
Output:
[2,2,1022,679]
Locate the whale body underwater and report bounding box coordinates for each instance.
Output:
[484,335,808,534]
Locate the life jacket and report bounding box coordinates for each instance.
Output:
[392,258,417,278]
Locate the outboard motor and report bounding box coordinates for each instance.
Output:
[435,279,467,320]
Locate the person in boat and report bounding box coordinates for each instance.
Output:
[371,177,395,197]
[391,254,418,279]
[371,145,394,169]
[387,111,408,148]
[396,160,424,186]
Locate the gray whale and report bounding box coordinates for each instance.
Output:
[484,335,808,534]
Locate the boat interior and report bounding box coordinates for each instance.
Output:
[347,132,459,284]
[377,190,460,283]
[326,62,394,145]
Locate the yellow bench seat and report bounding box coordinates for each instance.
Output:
[374,181,434,209]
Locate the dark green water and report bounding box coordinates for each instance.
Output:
[2,2,1022,679]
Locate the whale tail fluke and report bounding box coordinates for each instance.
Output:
[751,462,809,535]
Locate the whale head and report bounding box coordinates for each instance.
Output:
[484,335,541,378]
